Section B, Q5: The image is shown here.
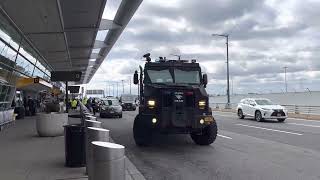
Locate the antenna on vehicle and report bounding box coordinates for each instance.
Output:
[170,54,181,61]
[143,53,151,62]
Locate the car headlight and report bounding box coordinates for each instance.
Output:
[261,108,270,111]
[147,100,156,108]
[199,100,206,109]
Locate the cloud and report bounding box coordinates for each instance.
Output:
[87,0,320,94]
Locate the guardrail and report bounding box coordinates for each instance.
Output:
[210,103,320,116]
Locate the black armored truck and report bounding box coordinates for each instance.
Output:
[133,53,217,146]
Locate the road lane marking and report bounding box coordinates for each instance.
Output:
[287,122,320,128]
[288,118,320,123]
[236,124,303,136]
[217,134,232,139]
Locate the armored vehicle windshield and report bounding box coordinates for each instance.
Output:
[144,61,202,85]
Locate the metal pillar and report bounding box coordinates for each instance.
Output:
[129,79,131,95]
[212,33,231,109]
[65,81,69,113]
[91,141,125,180]
[284,66,288,93]
[86,127,110,179]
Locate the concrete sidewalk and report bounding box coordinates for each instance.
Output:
[0,115,145,180]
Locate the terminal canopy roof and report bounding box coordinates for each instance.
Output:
[0,0,142,84]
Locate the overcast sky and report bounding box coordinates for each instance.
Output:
[87,0,320,96]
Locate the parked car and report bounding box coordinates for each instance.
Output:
[99,98,122,118]
[236,98,287,122]
[120,94,136,111]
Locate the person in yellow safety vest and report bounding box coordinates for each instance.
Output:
[71,99,77,109]
[82,97,88,105]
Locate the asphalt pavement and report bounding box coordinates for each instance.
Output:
[98,110,320,180]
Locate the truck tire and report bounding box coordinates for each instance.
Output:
[190,122,217,145]
[133,115,152,146]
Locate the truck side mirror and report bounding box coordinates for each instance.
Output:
[133,71,139,84]
[203,74,208,88]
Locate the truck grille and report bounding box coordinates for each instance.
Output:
[161,90,194,107]
[162,91,173,107]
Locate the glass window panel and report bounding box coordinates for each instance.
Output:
[19,46,36,64]
[33,67,44,78]
[0,44,17,62]
[174,69,200,84]
[35,61,46,72]
[0,13,21,50]
[0,84,8,102]
[15,55,34,76]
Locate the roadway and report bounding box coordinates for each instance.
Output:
[98,110,320,180]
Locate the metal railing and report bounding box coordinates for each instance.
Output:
[210,103,320,115]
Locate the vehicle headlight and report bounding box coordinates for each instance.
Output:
[147,100,156,108]
[261,108,270,111]
[199,100,206,109]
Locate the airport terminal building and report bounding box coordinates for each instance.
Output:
[0,0,142,128]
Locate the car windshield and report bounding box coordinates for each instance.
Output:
[255,99,275,105]
[103,99,119,106]
[147,69,200,84]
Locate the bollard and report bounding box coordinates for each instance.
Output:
[81,112,93,125]
[84,120,101,128]
[84,120,102,173]
[86,127,110,179]
[85,115,97,121]
[91,141,125,180]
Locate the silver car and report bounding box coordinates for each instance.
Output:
[99,98,122,118]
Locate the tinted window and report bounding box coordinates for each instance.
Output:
[174,69,200,84]
[147,69,173,83]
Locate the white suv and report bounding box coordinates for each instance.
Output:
[236,98,288,122]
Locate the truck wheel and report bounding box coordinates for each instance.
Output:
[238,109,245,119]
[133,115,152,146]
[277,118,286,122]
[190,122,217,145]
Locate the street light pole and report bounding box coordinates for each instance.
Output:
[116,82,119,98]
[212,33,231,109]
[284,66,288,93]
[121,80,124,95]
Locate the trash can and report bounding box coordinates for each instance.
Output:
[64,124,86,167]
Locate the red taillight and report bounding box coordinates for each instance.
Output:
[185,91,193,96]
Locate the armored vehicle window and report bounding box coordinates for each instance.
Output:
[174,69,200,84]
[147,69,173,83]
